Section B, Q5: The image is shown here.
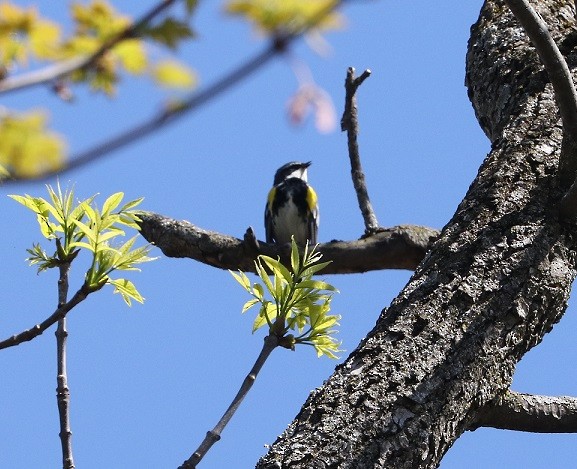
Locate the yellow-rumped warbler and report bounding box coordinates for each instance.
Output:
[265,161,319,246]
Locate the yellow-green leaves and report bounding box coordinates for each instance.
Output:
[143,17,196,49]
[0,3,61,67]
[225,0,344,35]
[10,185,155,305]
[152,60,196,89]
[230,237,341,358]
[0,1,199,178]
[59,1,197,95]
[0,110,66,178]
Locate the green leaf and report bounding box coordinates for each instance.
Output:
[261,255,292,285]
[185,0,198,16]
[25,243,58,273]
[71,218,97,244]
[144,17,195,49]
[242,298,259,313]
[119,197,144,212]
[229,270,251,292]
[114,40,147,73]
[252,282,264,300]
[97,228,125,244]
[252,309,269,333]
[254,258,275,299]
[300,260,332,278]
[252,302,276,333]
[109,278,144,306]
[68,241,96,253]
[37,214,58,239]
[290,237,300,275]
[152,60,196,89]
[101,191,124,216]
[294,279,337,292]
[8,194,33,209]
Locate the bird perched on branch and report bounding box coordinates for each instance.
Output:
[265,161,319,246]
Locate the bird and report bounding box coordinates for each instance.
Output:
[265,161,319,246]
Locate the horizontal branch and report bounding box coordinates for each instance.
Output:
[137,212,438,273]
[475,390,577,433]
[0,284,92,350]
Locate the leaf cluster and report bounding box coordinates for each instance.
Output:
[0,1,198,178]
[0,110,65,178]
[0,1,197,94]
[225,0,344,35]
[9,184,156,306]
[231,238,341,358]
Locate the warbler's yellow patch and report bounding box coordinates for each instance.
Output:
[267,187,277,208]
[306,186,318,211]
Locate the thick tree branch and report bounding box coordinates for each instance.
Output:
[255,2,577,466]
[341,67,379,234]
[0,0,180,94]
[503,0,577,217]
[136,212,438,273]
[475,390,577,433]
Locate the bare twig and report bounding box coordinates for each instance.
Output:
[503,0,577,217]
[475,390,577,433]
[179,335,279,468]
[0,0,179,94]
[55,258,75,469]
[137,212,438,273]
[0,283,94,350]
[340,67,379,234]
[5,1,347,185]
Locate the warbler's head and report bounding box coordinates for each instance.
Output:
[273,161,311,186]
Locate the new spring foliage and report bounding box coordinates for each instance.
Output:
[9,184,156,305]
[231,238,341,358]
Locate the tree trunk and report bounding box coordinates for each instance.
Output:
[257,1,577,467]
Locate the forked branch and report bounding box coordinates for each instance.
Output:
[0,283,94,350]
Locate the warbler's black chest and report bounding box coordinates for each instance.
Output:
[271,178,310,216]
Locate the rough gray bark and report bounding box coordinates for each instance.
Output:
[256,1,577,468]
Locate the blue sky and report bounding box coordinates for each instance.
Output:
[1,1,576,468]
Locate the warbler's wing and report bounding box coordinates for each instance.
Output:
[306,185,319,245]
[265,187,276,243]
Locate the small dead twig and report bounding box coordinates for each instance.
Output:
[340,67,379,235]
